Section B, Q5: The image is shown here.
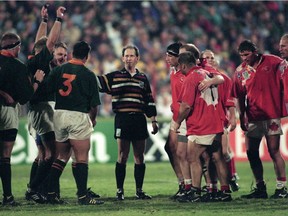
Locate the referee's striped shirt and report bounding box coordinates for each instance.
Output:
[97,68,157,117]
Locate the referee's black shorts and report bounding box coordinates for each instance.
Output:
[114,112,149,140]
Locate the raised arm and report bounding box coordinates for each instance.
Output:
[46,6,66,53]
[35,4,49,43]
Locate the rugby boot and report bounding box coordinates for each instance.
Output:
[78,195,104,205]
[116,189,124,201]
[170,184,185,200]
[2,195,20,206]
[270,187,288,198]
[135,190,152,199]
[241,184,268,199]
[214,190,232,202]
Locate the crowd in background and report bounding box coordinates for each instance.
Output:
[1,1,288,117]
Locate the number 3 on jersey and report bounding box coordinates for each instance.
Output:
[59,73,76,96]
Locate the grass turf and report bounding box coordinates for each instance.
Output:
[1,161,288,215]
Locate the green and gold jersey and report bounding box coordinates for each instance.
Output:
[0,51,34,105]
[27,46,54,104]
[45,59,100,113]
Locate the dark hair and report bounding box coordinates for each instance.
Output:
[122,45,139,57]
[180,43,200,59]
[72,41,91,59]
[178,52,196,66]
[238,40,257,52]
[166,42,182,57]
[0,32,21,50]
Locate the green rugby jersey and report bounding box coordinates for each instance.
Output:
[27,46,54,104]
[44,59,101,113]
[0,51,34,105]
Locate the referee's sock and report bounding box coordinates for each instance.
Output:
[115,162,126,190]
[134,163,146,191]
[30,158,53,191]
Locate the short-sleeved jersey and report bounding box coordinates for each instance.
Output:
[232,54,286,121]
[27,46,54,104]
[0,52,34,105]
[44,59,101,113]
[178,66,223,136]
[170,69,186,121]
[97,68,157,118]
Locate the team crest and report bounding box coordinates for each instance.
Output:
[139,81,144,89]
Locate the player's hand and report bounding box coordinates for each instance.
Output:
[41,4,49,19]
[171,121,180,133]
[56,6,66,18]
[239,114,248,131]
[151,122,159,135]
[91,119,96,127]
[198,79,211,92]
[228,117,237,132]
[34,70,45,83]
[0,91,15,106]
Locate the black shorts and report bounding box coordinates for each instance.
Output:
[114,113,149,140]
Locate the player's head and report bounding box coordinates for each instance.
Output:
[238,40,259,66]
[178,51,196,75]
[72,41,91,61]
[279,34,288,60]
[0,32,21,57]
[166,42,182,67]
[33,36,48,55]
[53,42,68,66]
[200,49,217,67]
[122,45,140,71]
[179,43,200,60]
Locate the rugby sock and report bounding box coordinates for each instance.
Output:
[184,179,192,191]
[0,158,12,196]
[134,163,146,191]
[115,162,126,190]
[30,158,53,191]
[74,163,88,197]
[220,185,230,191]
[29,158,39,185]
[47,159,66,194]
[276,177,287,189]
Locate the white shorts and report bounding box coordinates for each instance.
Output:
[246,118,282,139]
[0,104,19,130]
[187,134,217,145]
[170,119,187,136]
[28,101,55,135]
[53,109,93,142]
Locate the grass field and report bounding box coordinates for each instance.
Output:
[1,161,288,216]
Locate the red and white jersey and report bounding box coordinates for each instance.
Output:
[202,63,235,127]
[170,68,186,121]
[178,66,223,136]
[232,54,286,121]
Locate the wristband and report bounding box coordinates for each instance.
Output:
[42,17,48,23]
[56,17,62,22]
[152,121,158,123]
[34,79,41,85]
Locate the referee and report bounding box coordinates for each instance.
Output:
[97,45,158,200]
